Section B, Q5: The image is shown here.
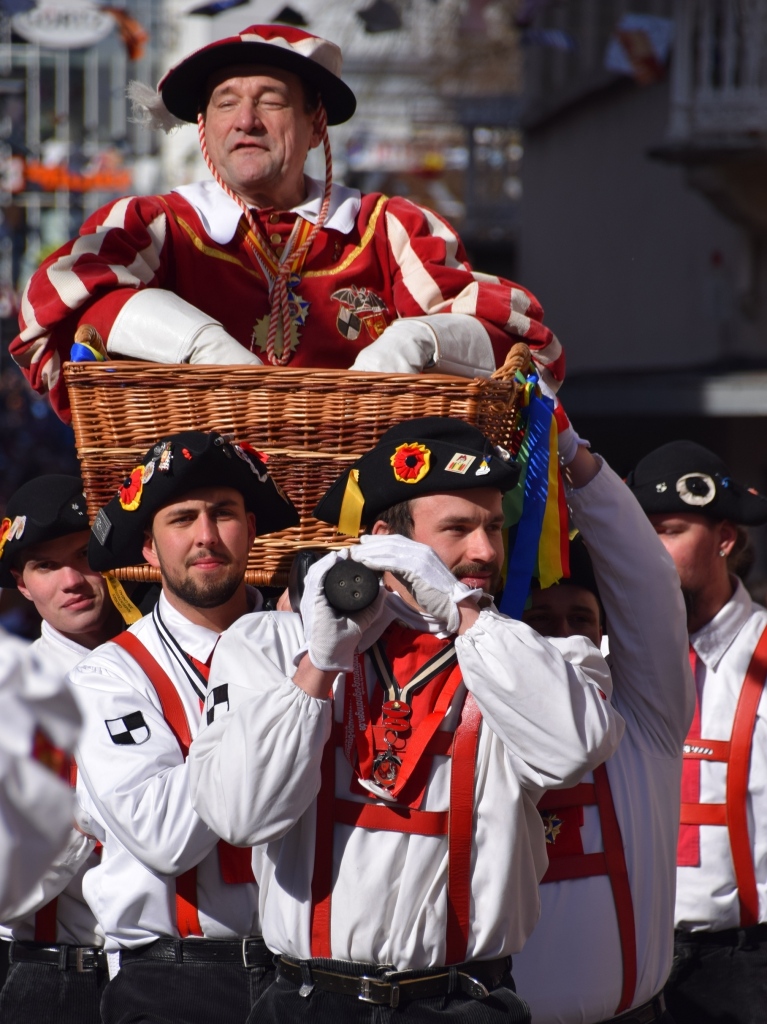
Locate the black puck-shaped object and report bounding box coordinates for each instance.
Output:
[323,560,380,613]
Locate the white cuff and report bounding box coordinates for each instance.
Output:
[107,289,262,365]
[424,314,495,378]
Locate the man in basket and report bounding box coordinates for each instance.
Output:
[187,415,624,1024]
[0,475,126,1023]
[68,430,299,1024]
[11,23,564,424]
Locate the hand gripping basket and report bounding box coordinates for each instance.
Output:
[63,344,529,588]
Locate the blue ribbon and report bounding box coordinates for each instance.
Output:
[499,389,554,619]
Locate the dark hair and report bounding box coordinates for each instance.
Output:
[729,524,756,581]
[372,500,413,538]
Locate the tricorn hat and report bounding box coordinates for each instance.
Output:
[158,24,357,126]
[0,475,89,588]
[626,440,767,525]
[313,417,520,536]
[88,430,299,572]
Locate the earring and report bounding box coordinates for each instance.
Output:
[719,549,727,557]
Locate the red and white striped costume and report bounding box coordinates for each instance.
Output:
[11,178,564,423]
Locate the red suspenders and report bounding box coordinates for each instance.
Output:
[33,759,101,943]
[537,764,637,1016]
[309,674,482,964]
[679,624,767,927]
[110,631,255,938]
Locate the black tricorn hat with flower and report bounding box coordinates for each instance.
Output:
[313,417,521,536]
[626,440,767,526]
[88,430,299,572]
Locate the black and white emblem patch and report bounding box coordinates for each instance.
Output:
[206,684,229,726]
[106,711,150,745]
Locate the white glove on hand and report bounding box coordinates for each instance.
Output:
[536,377,589,466]
[108,289,264,366]
[350,535,481,633]
[349,314,496,378]
[349,318,436,374]
[299,549,392,673]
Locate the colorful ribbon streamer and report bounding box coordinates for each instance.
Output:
[500,377,569,619]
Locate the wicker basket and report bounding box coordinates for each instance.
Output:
[64,354,526,587]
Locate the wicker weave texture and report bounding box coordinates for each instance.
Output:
[64,363,522,587]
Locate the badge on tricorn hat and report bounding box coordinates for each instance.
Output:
[0,475,89,588]
[313,417,521,537]
[88,430,299,572]
[626,440,767,525]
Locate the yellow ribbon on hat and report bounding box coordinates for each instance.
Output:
[338,469,365,537]
[104,574,143,625]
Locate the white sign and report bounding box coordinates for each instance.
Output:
[12,1,115,50]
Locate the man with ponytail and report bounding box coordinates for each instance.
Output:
[11,25,564,424]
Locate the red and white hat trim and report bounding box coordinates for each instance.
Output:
[156,23,356,126]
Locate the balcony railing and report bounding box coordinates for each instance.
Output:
[668,0,767,141]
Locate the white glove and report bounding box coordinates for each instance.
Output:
[350,314,495,378]
[536,378,589,467]
[298,549,393,673]
[350,535,481,633]
[107,289,263,365]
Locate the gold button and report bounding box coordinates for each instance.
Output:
[269,232,282,245]
[268,213,280,224]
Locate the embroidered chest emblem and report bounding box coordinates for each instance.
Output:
[542,811,564,844]
[331,286,389,342]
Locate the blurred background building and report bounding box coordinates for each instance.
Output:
[3,0,767,625]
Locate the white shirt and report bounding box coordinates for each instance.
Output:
[675,578,767,931]
[70,592,261,951]
[189,598,623,969]
[0,622,99,944]
[0,629,81,918]
[513,459,695,1024]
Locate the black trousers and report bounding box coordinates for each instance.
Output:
[664,928,767,1024]
[247,960,530,1024]
[0,960,107,1024]
[101,957,274,1024]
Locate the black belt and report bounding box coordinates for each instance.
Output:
[675,923,767,947]
[120,936,273,968]
[277,955,511,1008]
[9,941,105,972]
[598,994,666,1024]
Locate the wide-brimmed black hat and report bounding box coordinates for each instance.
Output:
[88,431,299,572]
[626,440,767,525]
[313,417,520,535]
[158,24,357,126]
[0,475,89,588]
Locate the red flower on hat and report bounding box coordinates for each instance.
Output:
[0,517,11,559]
[119,466,145,512]
[391,443,431,484]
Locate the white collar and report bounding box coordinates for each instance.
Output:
[172,176,361,244]
[690,577,755,670]
[152,588,262,663]
[40,619,90,658]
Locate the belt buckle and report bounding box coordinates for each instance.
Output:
[75,948,98,973]
[241,938,259,969]
[358,975,400,1008]
[460,972,490,1000]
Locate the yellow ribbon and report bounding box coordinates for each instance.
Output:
[104,575,143,625]
[337,469,365,537]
